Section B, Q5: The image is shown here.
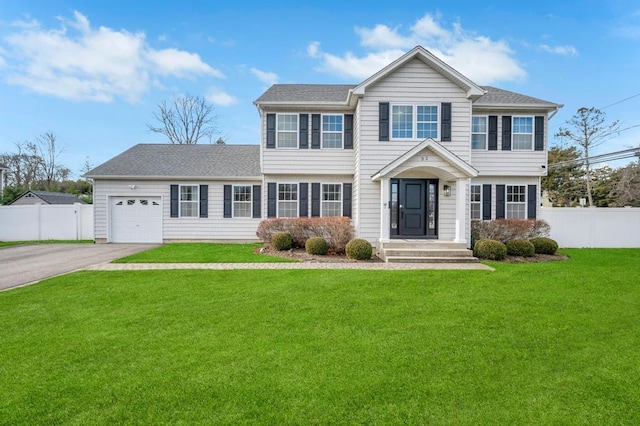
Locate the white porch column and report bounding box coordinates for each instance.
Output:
[454,178,467,244]
[379,178,390,241]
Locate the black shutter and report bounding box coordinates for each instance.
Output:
[379,102,389,141]
[488,116,498,150]
[267,182,277,218]
[496,185,506,219]
[441,102,452,141]
[252,185,261,218]
[299,114,309,149]
[535,116,544,151]
[482,184,492,220]
[170,184,179,218]
[344,114,353,149]
[223,185,232,218]
[299,183,309,217]
[527,185,537,219]
[343,183,352,218]
[311,114,321,149]
[266,113,276,149]
[502,116,512,151]
[199,185,208,218]
[311,183,320,217]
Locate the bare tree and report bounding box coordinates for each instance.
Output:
[37,132,68,191]
[147,93,218,144]
[555,107,620,207]
[0,141,41,188]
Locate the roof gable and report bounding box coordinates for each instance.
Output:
[9,190,85,205]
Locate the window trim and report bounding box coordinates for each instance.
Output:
[512,116,534,151]
[179,184,199,218]
[320,183,342,217]
[470,184,482,221]
[232,185,252,218]
[277,182,299,218]
[390,103,440,141]
[321,114,343,149]
[471,115,488,150]
[276,113,299,149]
[505,184,527,219]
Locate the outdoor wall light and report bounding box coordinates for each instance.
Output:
[443,185,451,197]
[129,185,136,190]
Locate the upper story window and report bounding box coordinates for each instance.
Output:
[233,185,252,218]
[472,116,487,150]
[512,116,533,150]
[470,185,481,220]
[322,184,342,216]
[277,114,298,148]
[278,183,298,217]
[506,185,526,219]
[322,115,343,148]
[391,104,439,140]
[180,185,199,217]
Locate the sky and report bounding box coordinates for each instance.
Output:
[1,0,640,177]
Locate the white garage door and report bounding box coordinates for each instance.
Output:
[110,196,162,243]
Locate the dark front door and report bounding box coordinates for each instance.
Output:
[391,179,438,238]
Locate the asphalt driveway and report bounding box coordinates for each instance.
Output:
[0,243,157,291]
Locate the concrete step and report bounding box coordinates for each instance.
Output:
[384,256,480,264]
[379,241,468,250]
[382,249,474,258]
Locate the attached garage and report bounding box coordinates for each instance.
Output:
[109,196,162,243]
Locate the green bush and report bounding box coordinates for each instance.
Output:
[473,239,507,260]
[305,237,329,255]
[345,238,373,260]
[530,237,558,255]
[271,232,293,251]
[506,239,535,257]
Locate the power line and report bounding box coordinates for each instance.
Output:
[601,92,640,110]
[548,146,640,170]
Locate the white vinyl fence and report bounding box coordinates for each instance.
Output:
[540,207,640,248]
[0,204,94,241]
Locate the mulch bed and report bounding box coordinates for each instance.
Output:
[500,253,570,263]
[256,246,383,263]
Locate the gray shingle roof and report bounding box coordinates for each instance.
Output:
[255,84,356,104]
[476,86,561,107]
[11,191,86,205]
[85,144,261,178]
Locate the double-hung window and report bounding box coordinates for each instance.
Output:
[391,105,439,140]
[180,185,199,217]
[512,116,533,150]
[506,185,526,219]
[470,185,481,220]
[322,115,343,148]
[472,116,488,149]
[321,184,342,216]
[233,185,252,218]
[278,183,298,217]
[277,114,298,148]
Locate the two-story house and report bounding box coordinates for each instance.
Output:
[87,46,561,254]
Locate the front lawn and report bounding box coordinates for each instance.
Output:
[1,249,639,424]
[114,242,297,263]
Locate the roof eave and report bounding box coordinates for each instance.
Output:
[473,103,564,111]
[87,175,262,181]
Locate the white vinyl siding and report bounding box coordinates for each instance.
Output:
[512,116,533,150]
[322,115,343,148]
[472,116,487,150]
[506,185,526,219]
[233,185,252,218]
[470,185,481,220]
[321,183,342,216]
[277,114,298,148]
[391,104,439,140]
[180,185,198,218]
[278,183,298,217]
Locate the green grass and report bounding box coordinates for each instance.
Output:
[1,249,639,424]
[113,242,297,263]
[0,240,93,247]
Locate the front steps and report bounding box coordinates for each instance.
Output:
[377,240,478,264]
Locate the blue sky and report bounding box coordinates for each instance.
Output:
[1,0,639,176]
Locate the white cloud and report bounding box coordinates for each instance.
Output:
[307,14,526,85]
[206,87,238,106]
[1,11,223,103]
[250,67,278,85]
[540,44,578,56]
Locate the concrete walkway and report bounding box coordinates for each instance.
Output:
[86,261,493,271]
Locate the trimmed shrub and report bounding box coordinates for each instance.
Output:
[305,237,329,255]
[473,239,507,260]
[271,232,293,251]
[345,238,373,260]
[530,237,558,255]
[506,239,535,257]
[257,217,353,253]
[471,219,551,244]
